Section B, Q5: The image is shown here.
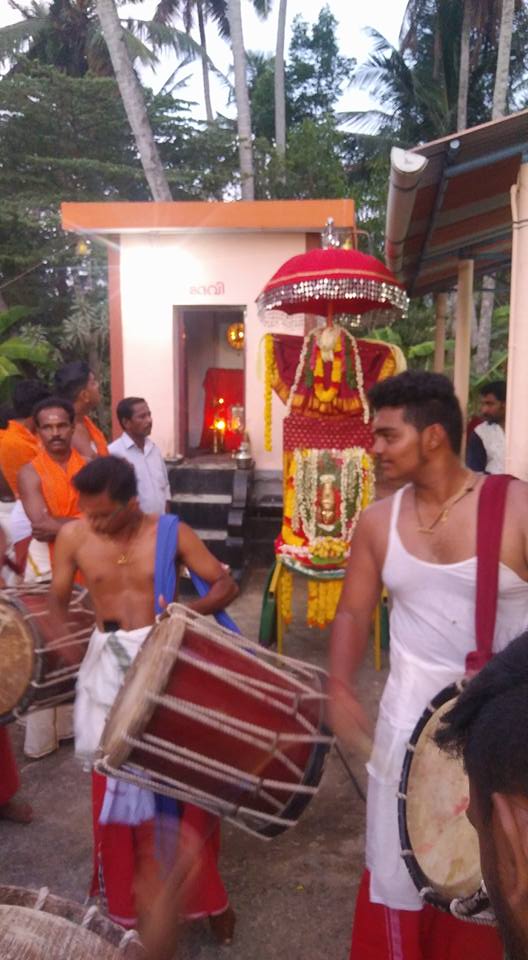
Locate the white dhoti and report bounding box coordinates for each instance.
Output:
[75,624,154,825]
[75,625,151,764]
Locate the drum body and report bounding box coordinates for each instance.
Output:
[97,604,333,838]
[0,585,95,725]
[0,886,143,959]
[398,682,493,922]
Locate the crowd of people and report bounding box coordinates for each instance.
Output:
[1,365,528,960]
[0,361,238,944]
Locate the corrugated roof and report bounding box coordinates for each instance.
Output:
[385,109,528,296]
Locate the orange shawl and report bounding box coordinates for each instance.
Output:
[31,448,86,519]
[84,417,108,456]
[0,421,40,497]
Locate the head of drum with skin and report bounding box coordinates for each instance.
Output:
[368,371,463,484]
[73,456,140,536]
[435,633,528,960]
[33,399,75,461]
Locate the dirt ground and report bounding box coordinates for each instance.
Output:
[0,565,388,960]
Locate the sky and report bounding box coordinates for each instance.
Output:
[1,0,409,119]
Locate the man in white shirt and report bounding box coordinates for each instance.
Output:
[466,380,506,474]
[108,397,170,515]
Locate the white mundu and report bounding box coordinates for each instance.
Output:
[366,484,528,910]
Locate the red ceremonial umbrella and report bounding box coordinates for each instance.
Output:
[257,246,408,322]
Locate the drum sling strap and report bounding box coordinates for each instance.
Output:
[154,513,240,633]
[465,473,514,674]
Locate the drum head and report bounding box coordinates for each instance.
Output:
[0,905,121,960]
[100,614,186,768]
[0,599,35,718]
[399,685,482,907]
[0,887,143,959]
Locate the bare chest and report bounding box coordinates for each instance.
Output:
[76,527,157,594]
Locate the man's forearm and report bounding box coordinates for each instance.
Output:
[186,575,239,617]
[329,608,372,687]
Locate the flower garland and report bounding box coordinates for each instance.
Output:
[286,330,316,415]
[307,579,343,628]
[279,568,293,625]
[264,333,274,451]
[292,447,375,549]
[285,325,370,423]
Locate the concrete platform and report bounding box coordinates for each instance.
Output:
[0,565,388,960]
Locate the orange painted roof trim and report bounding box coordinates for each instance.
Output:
[61,199,355,234]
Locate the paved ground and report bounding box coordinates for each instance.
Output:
[1,565,388,960]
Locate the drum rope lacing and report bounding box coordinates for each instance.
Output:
[167,648,323,735]
[98,757,305,834]
[165,603,328,690]
[34,887,49,910]
[128,730,318,802]
[122,734,285,812]
[146,689,330,779]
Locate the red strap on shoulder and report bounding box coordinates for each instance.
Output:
[466,474,514,673]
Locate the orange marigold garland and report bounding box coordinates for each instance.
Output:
[264,333,274,451]
[307,578,343,628]
[279,568,293,625]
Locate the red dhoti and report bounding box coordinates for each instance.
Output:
[91,772,229,929]
[350,870,503,960]
[0,726,19,805]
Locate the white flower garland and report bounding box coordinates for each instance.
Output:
[285,324,369,422]
[292,447,374,547]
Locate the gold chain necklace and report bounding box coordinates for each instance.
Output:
[115,516,144,565]
[414,471,478,534]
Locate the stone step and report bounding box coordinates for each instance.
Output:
[170,493,232,504]
[195,529,227,541]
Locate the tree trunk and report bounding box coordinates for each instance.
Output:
[475,0,515,374]
[457,1,472,130]
[492,0,515,119]
[274,0,287,155]
[226,0,255,200]
[197,0,214,123]
[95,0,172,202]
[475,279,495,374]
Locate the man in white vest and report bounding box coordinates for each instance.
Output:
[467,380,506,474]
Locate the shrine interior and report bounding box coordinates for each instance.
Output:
[180,308,245,458]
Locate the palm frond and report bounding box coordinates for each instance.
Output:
[251,0,273,20]
[0,17,46,66]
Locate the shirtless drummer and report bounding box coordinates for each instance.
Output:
[49,455,238,940]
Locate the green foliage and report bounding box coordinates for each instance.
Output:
[0,305,52,393]
[287,7,354,125]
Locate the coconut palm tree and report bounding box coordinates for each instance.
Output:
[96,0,172,200]
[0,0,200,77]
[274,0,287,154]
[153,0,229,122]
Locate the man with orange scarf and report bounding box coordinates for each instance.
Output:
[0,380,50,575]
[54,361,108,459]
[18,396,86,758]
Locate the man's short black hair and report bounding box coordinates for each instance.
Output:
[13,379,50,418]
[73,455,137,503]
[54,361,91,402]
[0,403,14,430]
[33,396,75,426]
[116,397,146,428]
[435,633,528,819]
[368,371,463,455]
[479,380,506,403]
